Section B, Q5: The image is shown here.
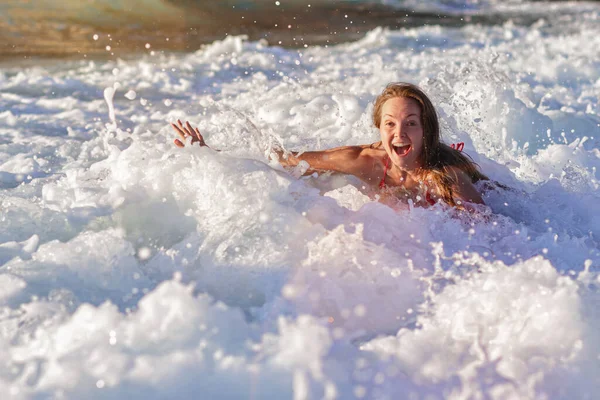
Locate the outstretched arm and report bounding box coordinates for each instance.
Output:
[172,120,378,181]
[274,145,377,179]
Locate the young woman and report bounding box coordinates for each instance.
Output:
[172,82,488,208]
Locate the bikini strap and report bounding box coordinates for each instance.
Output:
[379,156,389,189]
[425,191,436,205]
[450,142,465,152]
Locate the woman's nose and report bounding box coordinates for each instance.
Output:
[394,125,406,138]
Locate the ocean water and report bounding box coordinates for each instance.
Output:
[1,1,600,399]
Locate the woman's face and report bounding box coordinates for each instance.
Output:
[379,96,424,171]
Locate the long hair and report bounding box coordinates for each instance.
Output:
[372,82,488,206]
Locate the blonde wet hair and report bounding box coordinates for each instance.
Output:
[372,82,488,206]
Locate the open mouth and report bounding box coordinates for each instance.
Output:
[393,144,411,156]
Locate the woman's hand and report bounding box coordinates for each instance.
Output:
[171,120,207,148]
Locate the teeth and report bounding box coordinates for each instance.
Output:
[392,143,411,156]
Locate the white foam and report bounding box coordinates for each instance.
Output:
[0,4,599,398]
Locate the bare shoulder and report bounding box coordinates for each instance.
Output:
[356,145,382,158]
[355,146,388,183]
[446,166,485,204]
[356,146,386,167]
[326,145,384,182]
[446,165,472,182]
[330,145,381,164]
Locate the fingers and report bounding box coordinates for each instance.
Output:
[195,127,202,139]
[172,119,206,147]
[178,119,192,136]
[186,121,199,141]
[171,122,186,140]
[194,128,206,146]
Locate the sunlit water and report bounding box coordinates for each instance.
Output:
[1,1,600,399]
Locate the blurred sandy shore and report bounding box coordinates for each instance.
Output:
[0,1,551,63]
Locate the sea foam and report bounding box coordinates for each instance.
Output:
[1,3,599,399]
